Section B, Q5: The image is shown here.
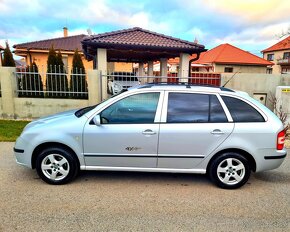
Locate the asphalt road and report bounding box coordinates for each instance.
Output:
[0,142,289,232]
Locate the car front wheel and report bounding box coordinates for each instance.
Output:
[36,147,79,185]
[208,152,251,189]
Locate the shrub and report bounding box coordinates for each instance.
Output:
[70,49,88,99]
[2,41,15,67]
[18,62,44,98]
[46,47,68,98]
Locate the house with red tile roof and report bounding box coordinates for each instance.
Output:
[13,28,133,73]
[262,35,290,74]
[192,43,273,73]
[13,28,93,71]
[151,43,273,75]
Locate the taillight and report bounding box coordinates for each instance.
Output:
[277,130,285,150]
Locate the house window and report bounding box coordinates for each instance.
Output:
[224,67,233,73]
[267,54,274,61]
[62,55,68,71]
[283,52,290,59]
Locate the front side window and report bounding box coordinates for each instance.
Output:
[100,92,160,124]
[167,93,228,123]
[221,96,265,122]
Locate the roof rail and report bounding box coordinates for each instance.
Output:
[138,82,235,92]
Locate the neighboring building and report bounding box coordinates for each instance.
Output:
[13,28,132,73]
[262,35,290,74]
[193,43,273,73]
[148,43,272,75]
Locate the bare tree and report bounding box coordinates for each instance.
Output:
[275,26,290,39]
[269,92,289,138]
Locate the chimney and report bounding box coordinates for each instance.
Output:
[63,27,68,37]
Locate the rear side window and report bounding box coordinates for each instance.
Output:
[167,93,228,123]
[221,96,265,122]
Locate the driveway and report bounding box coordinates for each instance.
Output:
[0,142,289,231]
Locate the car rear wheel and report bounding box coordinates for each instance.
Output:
[36,147,79,185]
[208,152,251,189]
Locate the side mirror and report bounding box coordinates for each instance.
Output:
[93,114,101,126]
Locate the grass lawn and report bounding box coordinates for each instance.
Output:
[0,120,31,142]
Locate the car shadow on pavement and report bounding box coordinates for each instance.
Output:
[252,171,290,183]
[77,170,210,185]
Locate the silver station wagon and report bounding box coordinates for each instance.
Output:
[14,84,287,189]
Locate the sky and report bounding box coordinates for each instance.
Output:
[0,0,290,58]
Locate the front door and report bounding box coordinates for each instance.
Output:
[83,92,162,168]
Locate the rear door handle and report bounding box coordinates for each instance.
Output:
[211,129,224,135]
[142,129,156,135]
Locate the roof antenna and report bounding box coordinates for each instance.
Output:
[222,68,241,87]
[87,29,92,36]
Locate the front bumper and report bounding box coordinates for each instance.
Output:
[14,136,32,168]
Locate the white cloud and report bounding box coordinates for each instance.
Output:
[201,0,290,26]
[0,0,42,15]
[213,22,290,46]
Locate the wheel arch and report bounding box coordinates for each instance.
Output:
[207,148,256,173]
[31,142,80,169]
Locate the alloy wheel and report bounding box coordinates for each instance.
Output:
[41,154,70,181]
[217,158,246,185]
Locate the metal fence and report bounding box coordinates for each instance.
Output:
[105,72,221,95]
[15,65,88,99]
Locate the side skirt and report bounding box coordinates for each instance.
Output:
[80,165,206,174]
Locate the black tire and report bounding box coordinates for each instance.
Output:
[208,152,251,189]
[36,147,79,185]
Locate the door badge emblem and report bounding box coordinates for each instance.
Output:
[125,147,142,151]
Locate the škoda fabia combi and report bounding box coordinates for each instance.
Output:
[14,84,287,189]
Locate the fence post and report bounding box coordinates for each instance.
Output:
[87,69,101,106]
[0,67,16,118]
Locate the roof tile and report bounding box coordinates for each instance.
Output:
[13,34,86,52]
[83,27,204,50]
[262,36,290,53]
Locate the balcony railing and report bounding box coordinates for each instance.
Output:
[277,58,290,65]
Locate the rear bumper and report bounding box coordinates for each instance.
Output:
[255,149,287,172]
[264,154,287,160]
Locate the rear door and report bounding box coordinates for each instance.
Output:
[158,91,234,169]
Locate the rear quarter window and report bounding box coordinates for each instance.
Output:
[221,96,265,122]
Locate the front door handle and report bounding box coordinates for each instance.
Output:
[211,129,224,135]
[142,129,156,135]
